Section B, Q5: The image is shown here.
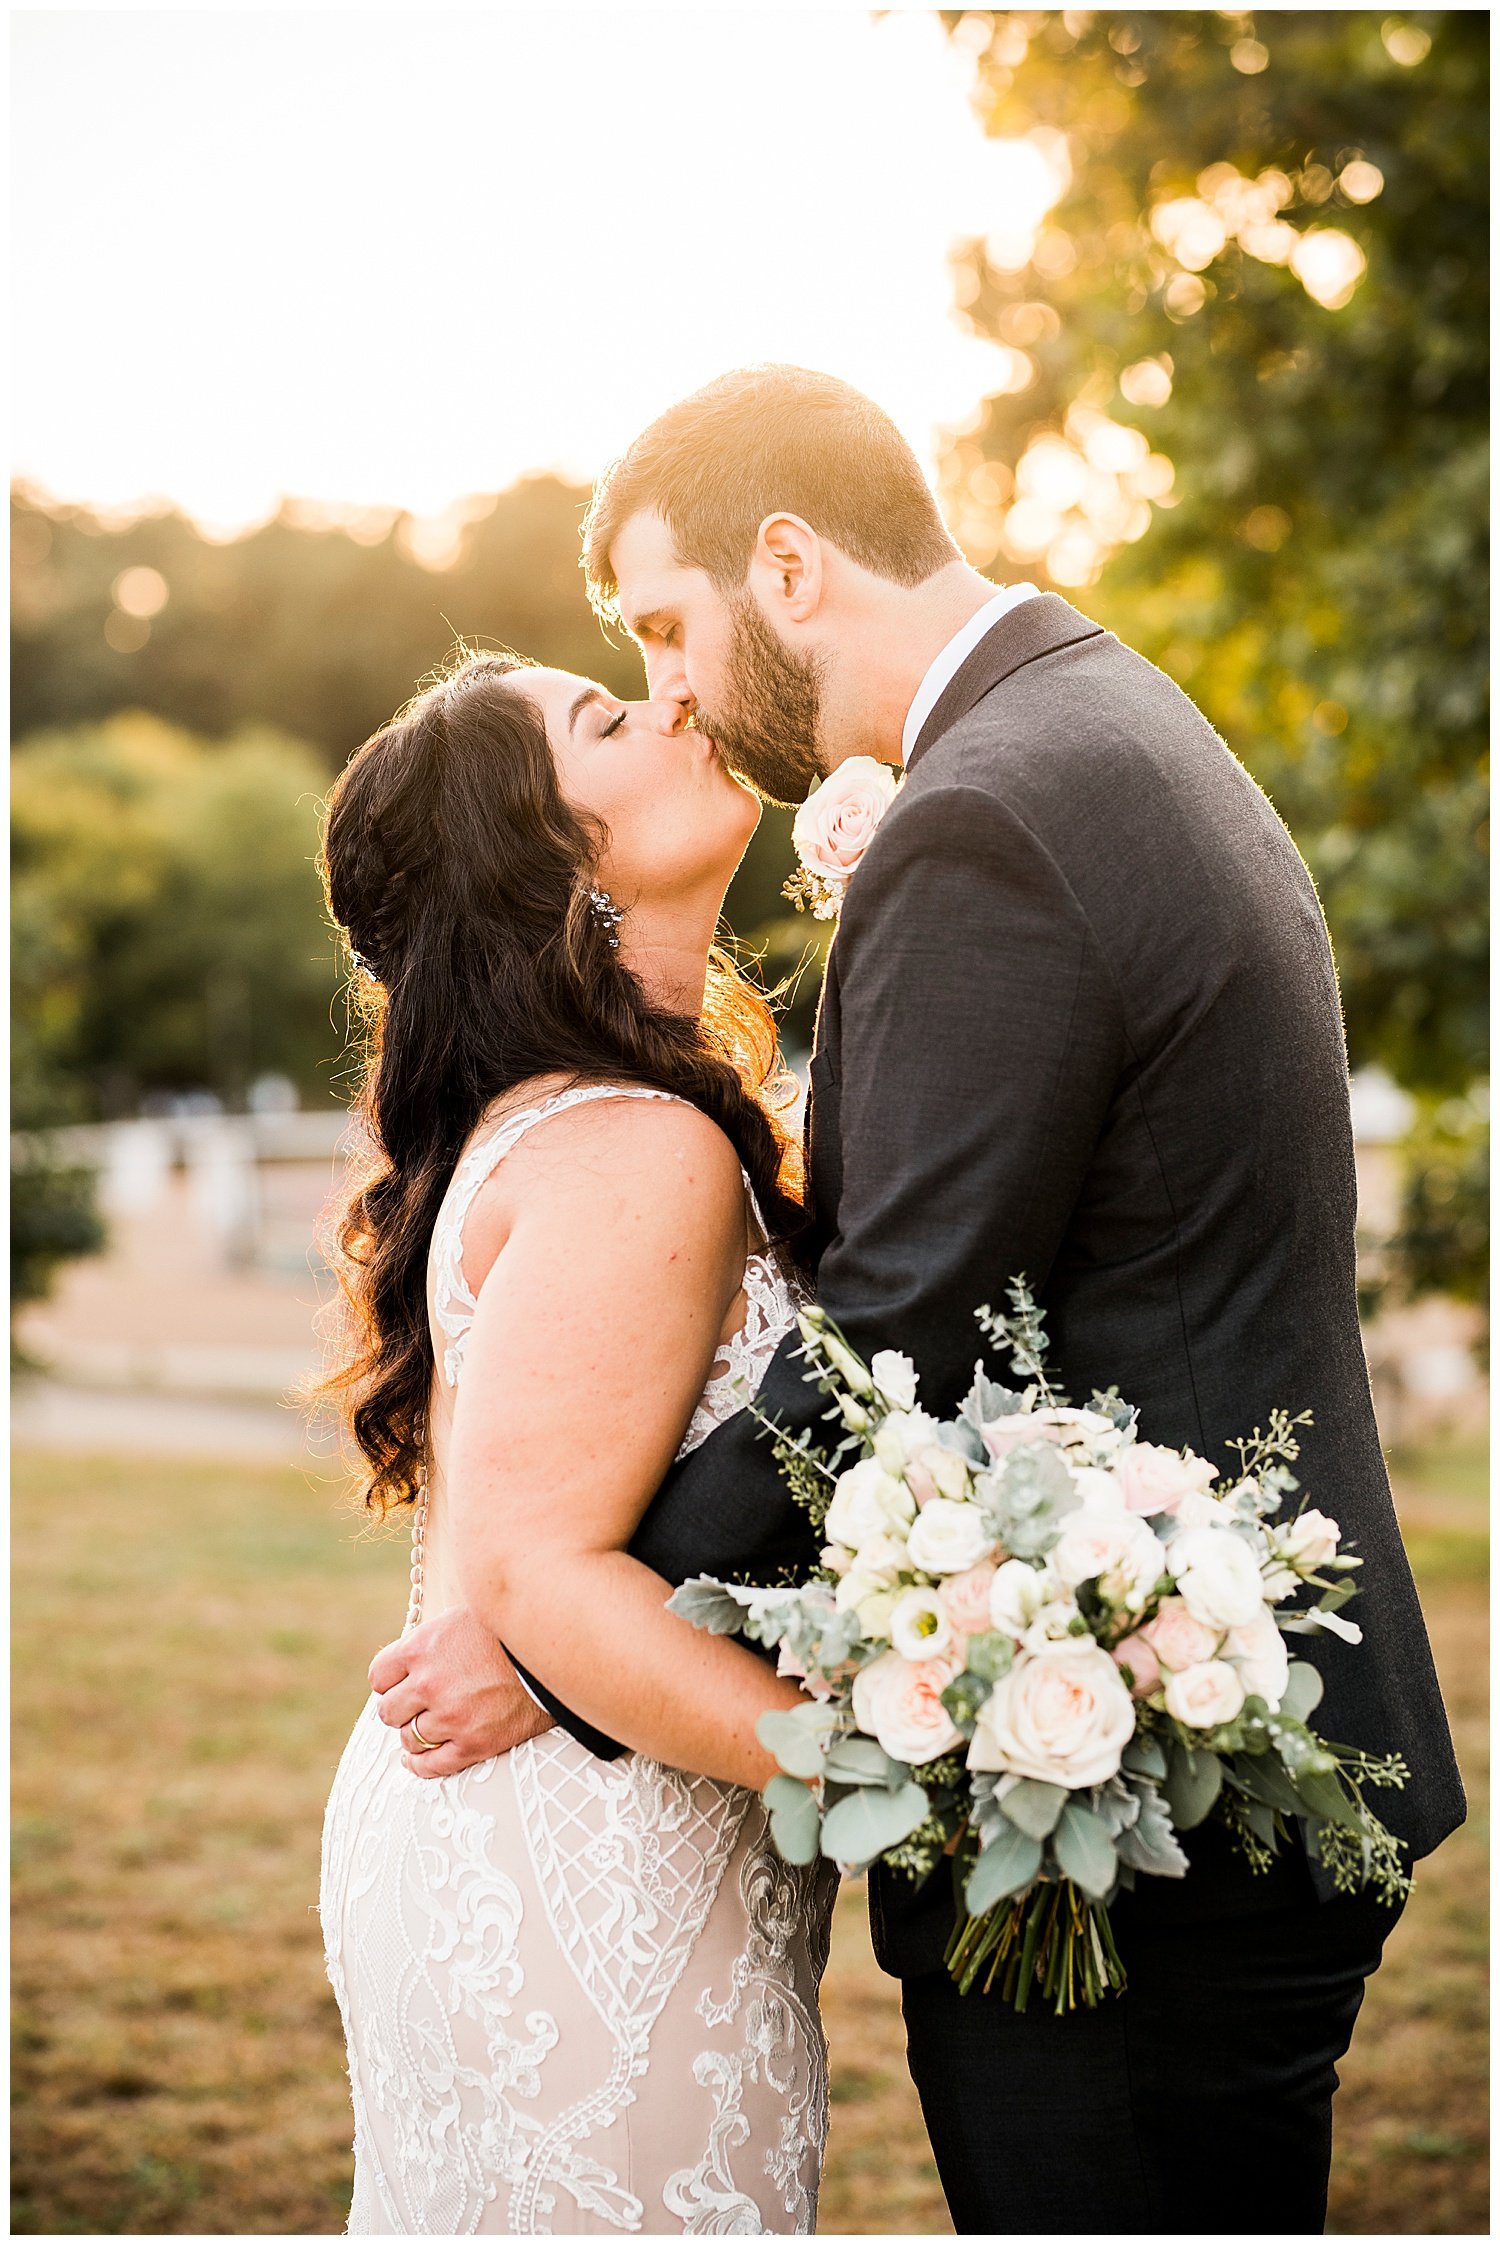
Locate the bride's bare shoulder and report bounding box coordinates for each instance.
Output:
[459,1077,745,1270]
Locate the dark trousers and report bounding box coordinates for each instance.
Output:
[900,1867,1401,2234]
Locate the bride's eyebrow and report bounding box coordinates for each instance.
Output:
[567,685,604,736]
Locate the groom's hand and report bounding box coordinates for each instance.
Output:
[369,1607,553,1777]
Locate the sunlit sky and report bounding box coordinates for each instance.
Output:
[12,6,1056,536]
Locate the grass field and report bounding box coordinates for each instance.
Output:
[11,1438,1488,2234]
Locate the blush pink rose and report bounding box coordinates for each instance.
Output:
[1112,1630,1163,1698]
[1142,1596,1222,1672]
[792,756,900,890]
[1116,1442,1219,1516]
[851,1646,963,1765]
[939,1562,1000,1638]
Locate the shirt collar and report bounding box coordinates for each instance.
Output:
[900,582,1044,766]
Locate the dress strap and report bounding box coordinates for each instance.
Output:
[431,1084,684,1389]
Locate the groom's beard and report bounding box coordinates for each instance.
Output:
[696,595,826,808]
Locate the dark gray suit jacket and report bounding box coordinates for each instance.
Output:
[545,594,1465,1975]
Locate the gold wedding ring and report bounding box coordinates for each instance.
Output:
[408,1714,439,1752]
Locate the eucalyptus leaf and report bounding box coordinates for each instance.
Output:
[964,1821,1044,1913]
[1053,1800,1120,1899]
[1002,1778,1068,1840]
[824,1734,901,1788]
[756,1706,832,1780]
[1163,1742,1223,1830]
[763,1776,822,1865]
[820,1780,930,1868]
[964,1630,1015,1685]
[1279,1661,1325,1723]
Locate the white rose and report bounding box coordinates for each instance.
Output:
[905,1497,995,1577]
[1175,1488,1236,1532]
[989,1557,1048,1637]
[824,1457,915,1552]
[889,1587,955,1663]
[870,1349,919,1412]
[1223,1605,1290,1711]
[1074,1465,1128,1512]
[967,1644,1136,1788]
[852,1647,962,1764]
[1278,1508,1342,1574]
[1169,1526,1266,1630]
[1163,1659,1247,1730]
[1051,1509,1166,1610]
[792,756,900,891]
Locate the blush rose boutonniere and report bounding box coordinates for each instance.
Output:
[784,756,901,920]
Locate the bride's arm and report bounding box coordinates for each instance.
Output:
[444,1095,807,1791]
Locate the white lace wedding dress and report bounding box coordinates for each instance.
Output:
[320,1085,837,2235]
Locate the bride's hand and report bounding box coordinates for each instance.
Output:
[369,1606,553,1777]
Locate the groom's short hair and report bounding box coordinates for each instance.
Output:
[583,365,959,617]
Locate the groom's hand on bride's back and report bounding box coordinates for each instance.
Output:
[368,1606,552,1777]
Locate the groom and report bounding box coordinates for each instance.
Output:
[372,366,1463,2231]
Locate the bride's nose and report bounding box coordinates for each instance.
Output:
[642,692,693,736]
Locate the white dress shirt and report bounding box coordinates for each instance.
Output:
[900,582,1043,766]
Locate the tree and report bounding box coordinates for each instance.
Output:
[12,716,344,1115]
[940,7,1486,1098]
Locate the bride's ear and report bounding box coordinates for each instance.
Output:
[750,512,822,625]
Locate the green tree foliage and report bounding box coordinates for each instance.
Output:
[1392,1092,1488,1315]
[13,716,343,1116]
[11,475,641,757]
[941,7,1486,1097]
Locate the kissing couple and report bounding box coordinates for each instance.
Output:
[317,365,1461,2235]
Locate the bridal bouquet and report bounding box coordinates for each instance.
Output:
[668,1283,1412,2014]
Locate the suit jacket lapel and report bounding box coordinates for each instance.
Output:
[907,592,1105,773]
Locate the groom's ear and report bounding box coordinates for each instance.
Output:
[750,513,823,625]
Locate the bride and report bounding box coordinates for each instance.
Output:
[316,651,837,2236]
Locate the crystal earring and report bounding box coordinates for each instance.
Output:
[589,885,624,949]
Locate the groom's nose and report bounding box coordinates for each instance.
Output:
[643,641,694,712]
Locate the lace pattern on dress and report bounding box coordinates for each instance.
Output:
[321,1080,829,2235]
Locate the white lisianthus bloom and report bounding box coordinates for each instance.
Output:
[904,1496,994,1576]
[889,1587,955,1663]
[824,1456,916,1552]
[980,1405,1116,1464]
[820,1542,852,1579]
[872,1408,942,1475]
[852,1647,963,1763]
[989,1556,1047,1637]
[821,1330,875,1398]
[1169,1526,1266,1630]
[1223,1604,1290,1710]
[832,1534,907,1607]
[1164,1659,1246,1729]
[967,1643,1136,1787]
[1260,1558,1301,1603]
[1051,1509,1165,1610]
[870,1349,919,1411]
[1277,1509,1342,1573]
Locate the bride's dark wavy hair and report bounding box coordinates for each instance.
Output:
[318,651,807,1519]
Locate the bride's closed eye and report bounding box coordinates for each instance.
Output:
[600,708,627,741]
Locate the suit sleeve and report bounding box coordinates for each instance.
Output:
[539,781,1124,1755]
